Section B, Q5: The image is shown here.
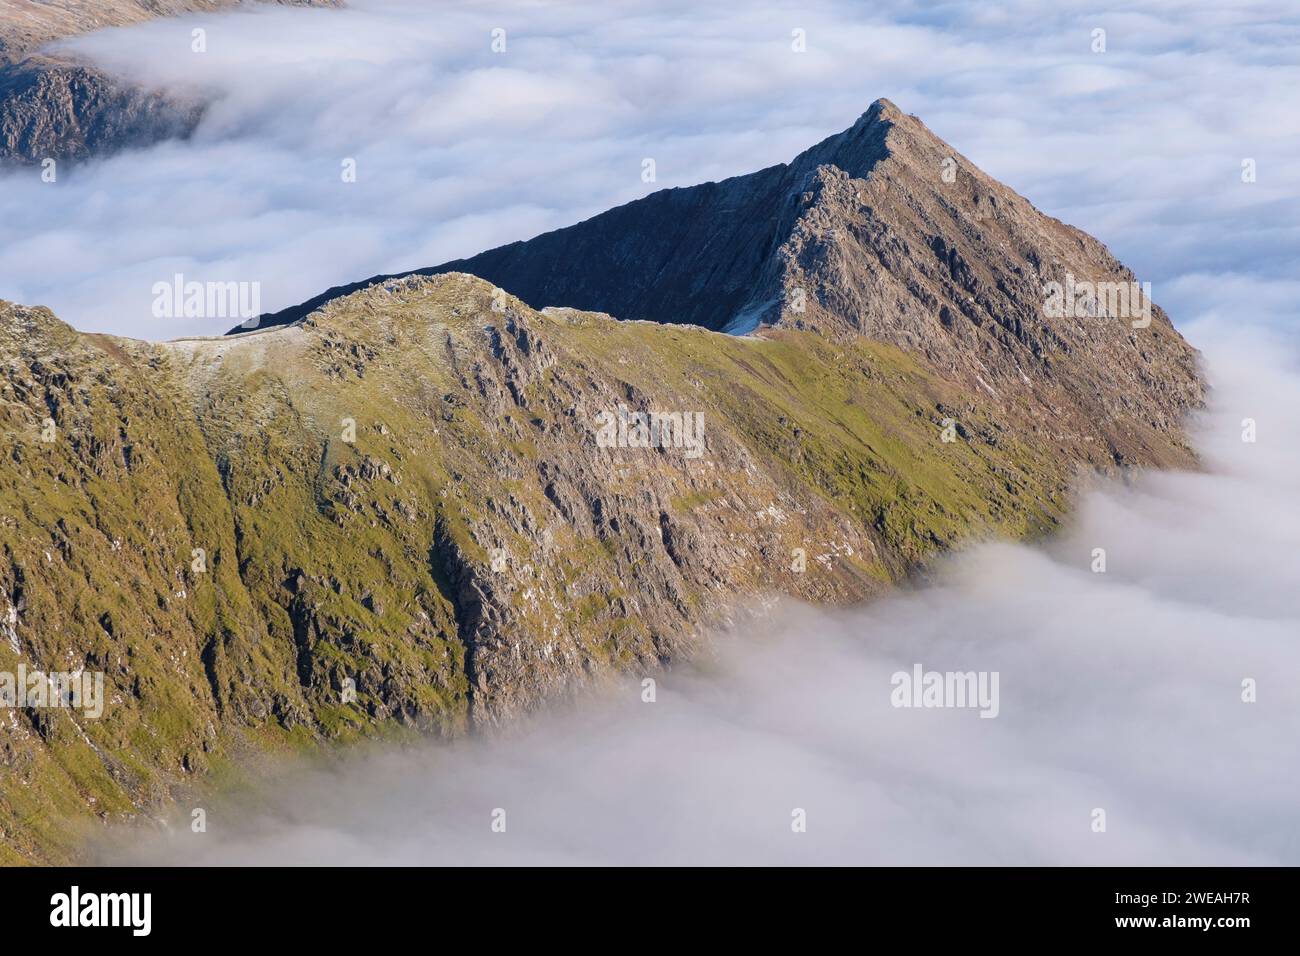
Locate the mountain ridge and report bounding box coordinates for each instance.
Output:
[245,99,904,333]
[0,100,1205,863]
[1,270,1101,861]
[243,99,1203,468]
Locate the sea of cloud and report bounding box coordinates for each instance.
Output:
[0,0,1297,339]
[4,0,1292,863]
[105,319,1299,865]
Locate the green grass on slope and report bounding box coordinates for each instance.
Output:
[0,280,1078,862]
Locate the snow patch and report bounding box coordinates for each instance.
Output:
[722,297,777,336]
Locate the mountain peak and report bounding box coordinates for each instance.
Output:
[239,101,1201,463]
[791,100,900,181]
[857,96,906,129]
[245,99,937,336]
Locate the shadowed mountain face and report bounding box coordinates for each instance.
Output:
[249,99,1204,466]
[252,102,901,333]
[429,105,901,336]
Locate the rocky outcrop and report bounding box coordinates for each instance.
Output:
[0,56,202,164]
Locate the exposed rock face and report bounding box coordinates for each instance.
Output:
[0,0,342,165]
[0,56,202,164]
[256,100,1203,468]
[2,266,1104,861]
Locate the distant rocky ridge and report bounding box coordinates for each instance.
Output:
[0,57,203,164]
[0,0,341,165]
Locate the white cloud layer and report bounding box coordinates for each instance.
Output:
[4,0,1293,864]
[0,0,1297,338]
[106,324,1300,865]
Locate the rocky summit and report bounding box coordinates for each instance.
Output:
[255,100,1203,470]
[1,101,1203,863]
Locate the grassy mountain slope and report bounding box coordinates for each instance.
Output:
[0,270,1115,861]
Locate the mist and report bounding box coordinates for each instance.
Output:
[6,0,1296,865]
[106,322,1300,866]
[2,0,1297,340]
